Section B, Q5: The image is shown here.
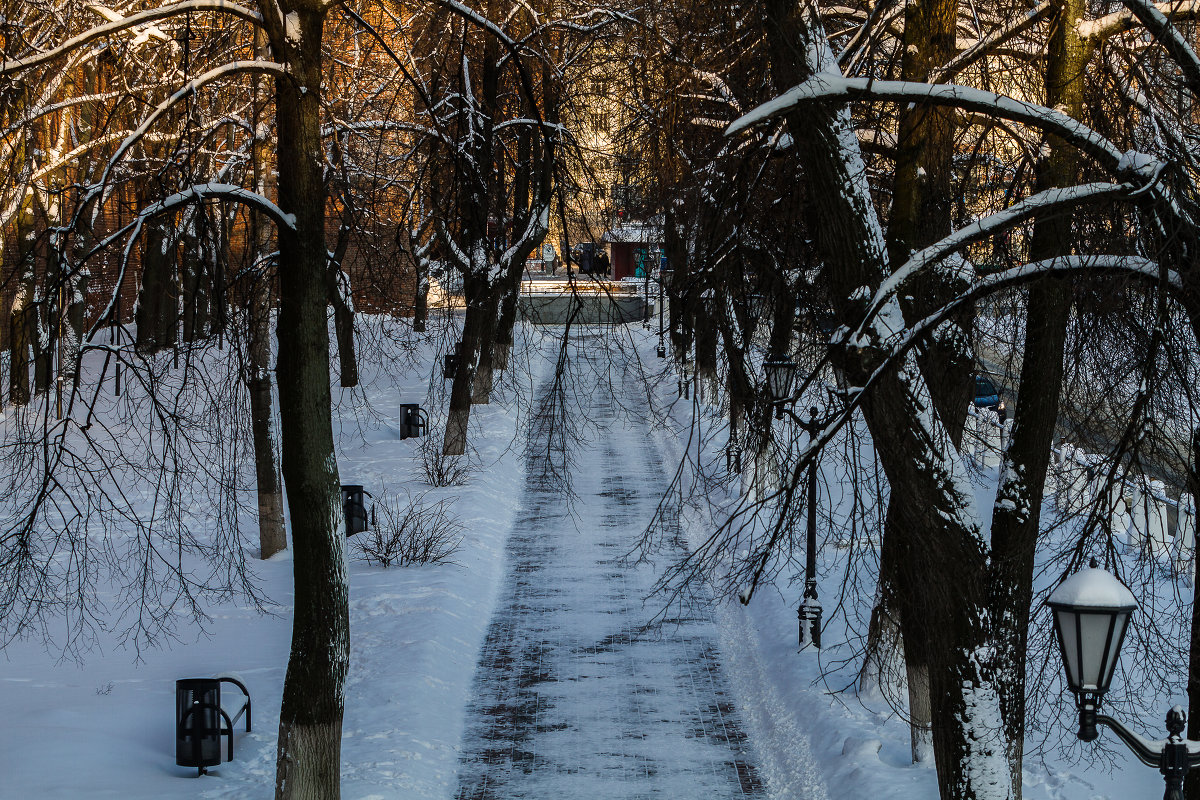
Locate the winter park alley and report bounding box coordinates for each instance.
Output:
[454,356,766,799]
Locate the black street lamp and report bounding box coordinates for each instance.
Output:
[1048,564,1200,800]
[658,265,672,359]
[747,292,769,323]
[795,407,822,648]
[763,357,798,419]
[762,356,822,649]
[643,249,652,327]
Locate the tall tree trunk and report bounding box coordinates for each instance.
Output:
[9,202,37,406]
[329,267,358,388]
[33,283,53,396]
[411,254,429,334]
[249,285,287,560]
[268,4,347,797]
[180,218,210,343]
[988,2,1085,791]
[877,0,964,763]
[136,214,178,353]
[1188,431,1200,800]
[472,288,498,404]
[760,4,1011,798]
[248,25,287,562]
[62,269,86,387]
[444,273,489,454]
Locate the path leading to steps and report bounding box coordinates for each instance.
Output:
[454,365,765,799]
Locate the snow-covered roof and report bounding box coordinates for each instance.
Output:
[1047,567,1137,609]
[601,222,663,244]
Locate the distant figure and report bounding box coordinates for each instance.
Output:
[542,242,556,274]
[572,244,594,274]
[594,249,611,277]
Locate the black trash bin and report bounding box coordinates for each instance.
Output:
[176,678,223,774]
[342,485,369,536]
[399,404,429,440]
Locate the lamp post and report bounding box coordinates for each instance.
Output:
[642,248,652,327]
[657,264,672,359]
[1048,564,1200,800]
[796,406,822,649]
[761,355,822,648]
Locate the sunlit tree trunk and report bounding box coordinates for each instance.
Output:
[248,25,286,561]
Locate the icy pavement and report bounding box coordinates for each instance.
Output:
[454,366,765,799]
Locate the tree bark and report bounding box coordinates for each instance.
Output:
[9,208,36,406]
[33,284,53,396]
[471,288,498,405]
[1187,428,1200,800]
[249,286,287,560]
[760,4,1011,798]
[988,2,1085,791]
[267,3,347,797]
[247,25,287,562]
[877,0,965,763]
[444,272,489,454]
[180,216,211,343]
[135,214,178,353]
[411,253,429,334]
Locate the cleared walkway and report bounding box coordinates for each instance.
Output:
[454,366,764,799]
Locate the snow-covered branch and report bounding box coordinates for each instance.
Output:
[142,183,295,231]
[90,60,290,210]
[870,182,1138,324]
[726,74,1127,172]
[1117,0,1200,95]
[0,0,261,77]
[1080,0,1200,40]
[82,182,294,338]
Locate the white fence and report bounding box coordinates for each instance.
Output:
[966,406,1195,578]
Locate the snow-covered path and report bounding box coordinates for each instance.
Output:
[454,365,765,799]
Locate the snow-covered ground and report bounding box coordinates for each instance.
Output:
[0,317,1171,799]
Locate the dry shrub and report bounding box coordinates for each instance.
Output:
[355,489,463,568]
[417,435,472,487]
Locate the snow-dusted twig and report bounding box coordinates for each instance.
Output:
[1118,0,1200,95]
[931,1,1053,82]
[869,181,1138,324]
[87,59,290,215]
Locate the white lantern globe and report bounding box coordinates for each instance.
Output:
[1047,567,1137,698]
